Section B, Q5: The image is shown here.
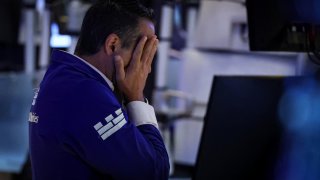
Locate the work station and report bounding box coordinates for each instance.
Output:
[0,0,319,179]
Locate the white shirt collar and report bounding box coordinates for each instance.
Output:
[62,50,114,91]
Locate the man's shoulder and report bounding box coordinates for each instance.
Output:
[44,61,110,91]
[45,49,109,89]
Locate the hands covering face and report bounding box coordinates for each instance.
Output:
[114,35,158,102]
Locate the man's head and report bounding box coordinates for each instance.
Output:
[75,0,155,56]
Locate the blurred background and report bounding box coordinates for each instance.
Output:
[0,0,320,179]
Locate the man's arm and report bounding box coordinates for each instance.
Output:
[63,82,169,179]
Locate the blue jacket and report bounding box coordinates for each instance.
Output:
[29,50,170,180]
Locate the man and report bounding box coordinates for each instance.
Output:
[29,1,170,179]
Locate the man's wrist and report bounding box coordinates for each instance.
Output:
[125,95,148,104]
[126,94,145,102]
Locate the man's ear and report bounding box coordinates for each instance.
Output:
[103,33,121,55]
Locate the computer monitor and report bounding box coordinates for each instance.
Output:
[193,76,285,180]
[246,0,320,52]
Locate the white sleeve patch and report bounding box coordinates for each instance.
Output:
[93,108,127,140]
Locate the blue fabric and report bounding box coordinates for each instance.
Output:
[29,50,169,180]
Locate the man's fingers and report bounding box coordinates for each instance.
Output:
[114,55,125,83]
[141,36,157,63]
[146,39,158,67]
[131,36,148,68]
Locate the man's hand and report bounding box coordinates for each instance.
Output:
[114,35,158,102]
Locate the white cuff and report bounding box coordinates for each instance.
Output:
[126,101,159,129]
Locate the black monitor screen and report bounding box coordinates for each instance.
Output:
[193,76,284,180]
[193,75,320,180]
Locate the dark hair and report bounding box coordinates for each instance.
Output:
[75,0,155,56]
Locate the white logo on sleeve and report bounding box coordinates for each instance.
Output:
[28,112,39,123]
[93,108,127,140]
[32,88,40,106]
